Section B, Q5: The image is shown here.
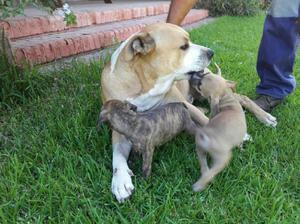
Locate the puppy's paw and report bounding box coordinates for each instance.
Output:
[192,180,206,192]
[111,168,135,203]
[264,113,277,128]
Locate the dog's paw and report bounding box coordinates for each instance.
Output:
[111,168,134,203]
[243,133,253,142]
[192,180,206,192]
[263,113,277,128]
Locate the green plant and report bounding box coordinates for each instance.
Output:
[0,0,76,25]
[0,0,31,18]
[196,0,261,16]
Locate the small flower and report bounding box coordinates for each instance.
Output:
[63,3,70,11]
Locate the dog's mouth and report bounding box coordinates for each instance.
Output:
[188,70,209,94]
[187,70,208,81]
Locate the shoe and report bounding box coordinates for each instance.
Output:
[254,95,283,112]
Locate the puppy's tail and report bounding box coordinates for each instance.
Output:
[196,129,211,150]
[214,63,222,76]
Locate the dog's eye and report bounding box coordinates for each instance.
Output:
[180,43,189,50]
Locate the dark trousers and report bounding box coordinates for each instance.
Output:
[256,1,300,99]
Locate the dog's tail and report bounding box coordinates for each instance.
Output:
[196,128,211,150]
[214,63,222,76]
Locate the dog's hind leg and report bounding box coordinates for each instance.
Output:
[234,93,277,127]
[111,131,135,203]
[142,144,155,178]
[196,147,209,174]
[192,150,231,192]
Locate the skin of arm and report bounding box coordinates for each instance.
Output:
[166,0,198,25]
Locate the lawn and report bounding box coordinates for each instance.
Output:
[1,15,299,223]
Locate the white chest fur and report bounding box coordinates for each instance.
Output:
[127,72,187,111]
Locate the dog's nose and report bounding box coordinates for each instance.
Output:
[206,49,214,59]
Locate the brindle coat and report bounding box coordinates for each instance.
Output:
[98,100,196,178]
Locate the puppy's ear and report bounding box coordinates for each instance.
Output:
[124,101,138,112]
[210,96,220,118]
[226,80,237,92]
[125,32,155,61]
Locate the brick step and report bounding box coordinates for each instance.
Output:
[10,9,209,66]
[0,2,170,39]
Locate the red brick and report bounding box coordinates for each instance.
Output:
[32,45,45,64]
[55,40,69,58]
[75,13,84,27]
[94,11,103,24]
[48,16,64,32]
[122,9,132,20]
[14,48,26,66]
[163,4,170,13]
[114,9,122,21]
[22,47,36,65]
[50,41,62,59]
[87,35,96,50]
[65,38,76,55]
[41,43,55,62]
[82,12,90,26]
[97,32,105,48]
[72,37,82,54]
[140,8,147,17]
[86,12,96,25]
[132,8,141,19]
[90,12,97,25]
[103,31,114,47]
[10,21,20,38]
[146,6,155,16]
[81,37,91,52]
[91,33,101,49]
[31,18,43,36]
[103,11,114,23]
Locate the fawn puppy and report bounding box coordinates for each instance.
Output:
[189,69,247,191]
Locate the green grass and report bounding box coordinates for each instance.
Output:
[1,15,299,223]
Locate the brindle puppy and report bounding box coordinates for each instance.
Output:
[98,100,196,178]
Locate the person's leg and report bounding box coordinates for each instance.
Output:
[166,0,198,25]
[255,0,300,111]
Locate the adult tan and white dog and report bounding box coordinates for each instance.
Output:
[101,23,214,202]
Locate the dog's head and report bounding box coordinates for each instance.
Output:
[97,100,138,129]
[112,23,214,77]
[189,70,236,100]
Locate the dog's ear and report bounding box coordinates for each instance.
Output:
[210,96,220,118]
[124,101,138,112]
[125,32,155,60]
[226,80,237,92]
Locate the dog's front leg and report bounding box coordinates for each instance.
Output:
[234,93,277,127]
[142,144,154,178]
[111,131,135,203]
[165,86,209,126]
